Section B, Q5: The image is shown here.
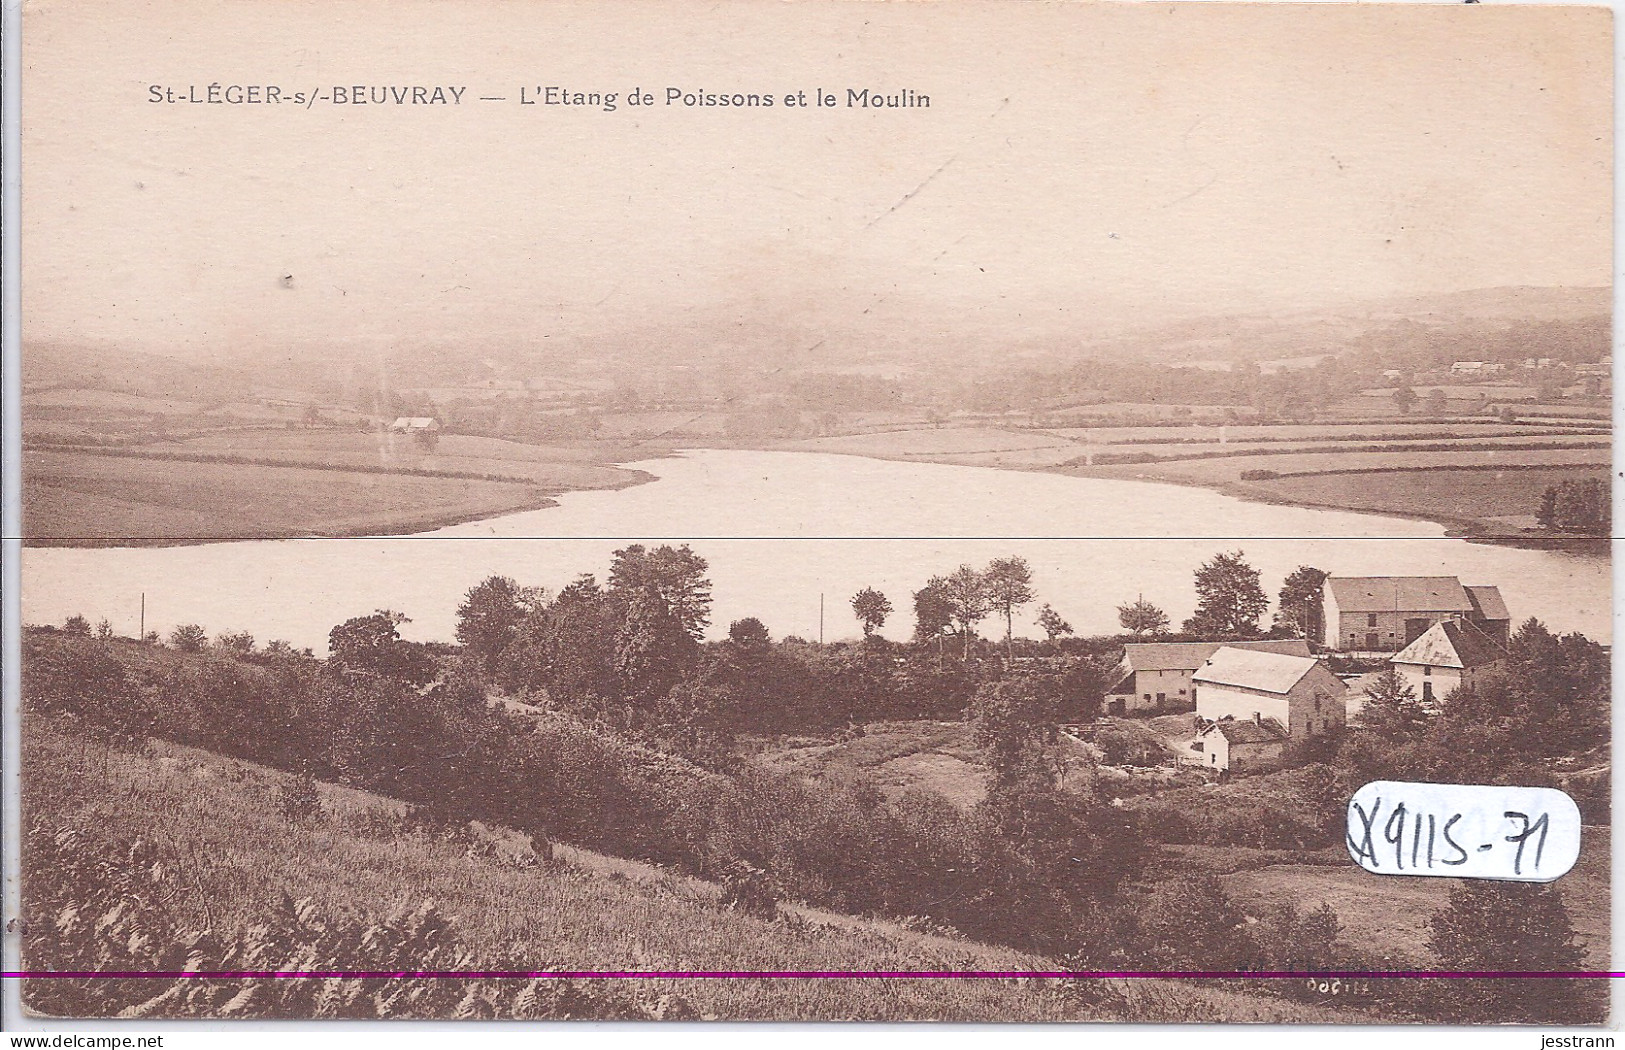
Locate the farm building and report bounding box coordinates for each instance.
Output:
[388,416,441,433]
[1190,647,1346,771]
[1194,717,1289,774]
[1389,619,1506,708]
[1103,638,1311,714]
[1320,576,1509,653]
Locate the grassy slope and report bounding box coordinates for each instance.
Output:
[1240,466,1611,531]
[23,722,1390,1022]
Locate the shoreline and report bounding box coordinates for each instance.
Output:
[22,461,662,550]
[754,441,1611,555]
[23,439,1609,555]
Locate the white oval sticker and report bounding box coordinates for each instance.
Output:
[1346,781,1581,882]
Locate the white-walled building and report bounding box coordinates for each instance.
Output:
[1389,619,1506,708]
[1191,647,1346,771]
[1104,639,1311,714]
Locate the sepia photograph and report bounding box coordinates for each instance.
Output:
[6,0,1615,1029]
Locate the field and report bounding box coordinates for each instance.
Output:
[773,420,1610,541]
[1240,467,1612,531]
[22,432,656,546]
[1220,828,1611,969]
[24,450,558,545]
[749,721,992,808]
[768,720,1615,976]
[20,721,1388,1022]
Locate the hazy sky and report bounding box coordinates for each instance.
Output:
[22,0,1613,360]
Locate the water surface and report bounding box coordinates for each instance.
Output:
[21,450,1610,650]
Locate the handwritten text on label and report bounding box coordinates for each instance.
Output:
[1346,781,1581,882]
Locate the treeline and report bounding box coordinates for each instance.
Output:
[26,623,1382,989]
[1337,619,1611,820]
[1537,478,1610,535]
[25,622,1125,956]
[25,548,1609,1022]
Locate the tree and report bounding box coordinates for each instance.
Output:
[214,629,256,655]
[727,617,771,647]
[1116,596,1169,637]
[1536,479,1610,535]
[24,634,150,758]
[456,575,540,672]
[63,615,91,637]
[1182,551,1268,638]
[968,677,1061,781]
[1354,667,1429,740]
[984,556,1036,662]
[614,588,698,704]
[498,576,623,706]
[1424,387,1446,417]
[1273,566,1328,639]
[912,579,955,662]
[608,544,712,643]
[328,610,436,686]
[168,624,208,653]
[851,587,893,638]
[940,564,991,659]
[1392,385,1416,416]
[1036,604,1073,646]
[1437,619,1609,759]
[1124,876,1253,972]
[959,759,1140,957]
[1425,882,1592,1023]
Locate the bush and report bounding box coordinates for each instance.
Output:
[1094,725,1163,767]
[274,769,323,823]
[22,820,655,1020]
[718,860,781,922]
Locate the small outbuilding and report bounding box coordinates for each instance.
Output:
[1194,716,1290,773]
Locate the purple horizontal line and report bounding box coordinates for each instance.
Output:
[6,971,1621,980]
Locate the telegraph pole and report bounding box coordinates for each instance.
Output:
[819,593,825,645]
[139,592,145,641]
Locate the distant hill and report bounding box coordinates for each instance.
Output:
[1065,286,1610,372]
[23,285,1610,402]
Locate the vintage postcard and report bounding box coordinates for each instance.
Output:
[5,0,1613,1029]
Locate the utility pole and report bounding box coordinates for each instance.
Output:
[819,593,824,645]
[139,592,145,641]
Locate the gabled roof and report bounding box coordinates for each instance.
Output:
[1464,585,1509,622]
[1202,716,1289,745]
[1118,639,1311,673]
[391,416,439,429]
[1193,647,1325,695]
[1392,620,1506,670]
[1324,576,1472,614]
